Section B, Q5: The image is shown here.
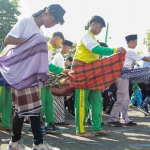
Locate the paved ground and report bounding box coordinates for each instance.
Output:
[0,108,150,150]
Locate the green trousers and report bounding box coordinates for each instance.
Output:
[0,86,12,127]
[75,89,102,133]
[40,87,54,124]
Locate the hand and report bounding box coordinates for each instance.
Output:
[117,47,126,53]
[63,69,70,74]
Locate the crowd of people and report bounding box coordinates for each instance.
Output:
[0,3,150,150]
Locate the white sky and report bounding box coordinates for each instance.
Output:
[19,0,150,51]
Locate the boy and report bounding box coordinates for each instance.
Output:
[108,34,150,127]
[51,40,73,125]
[73,15,126,137]
[40,32,69,133]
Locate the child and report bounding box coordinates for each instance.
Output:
[72,15,125,137]
[129,83,142,108]
[4,4,66,150]
[0,47,12,132]
[40,32,69,133]
[51,40,73,125]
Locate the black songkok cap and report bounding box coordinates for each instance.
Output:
[125,34,137,42]
[63,40,73,47]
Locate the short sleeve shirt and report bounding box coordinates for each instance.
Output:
[8,17,43,39]
[124,48,144,68]
[51,52,65,68]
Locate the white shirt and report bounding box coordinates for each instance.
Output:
[8,17,43,39]
[51,52,65,68]
[124,48,144,68]
[82,33,98,51]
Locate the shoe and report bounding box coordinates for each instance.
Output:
[7,140,27,150]
[29,127,47,135]
[23,116,30,124]
[107,121,123,127]
[124,121,137,126]
[145,113,150,118]
[137,107,149,115]
[129,105,135,109]
[41,127,47,135]
[33,142,60,150]
[45,124,59,132]
[0,126,12,131]
[55,122,70,126]
[69,112,75,118]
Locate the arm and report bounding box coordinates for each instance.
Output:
[142,57,150,62]
[82,34,118,56]
[4,18,26,46]
[92,45,117,56]
[49,63,63,74]
[4,36,26,46]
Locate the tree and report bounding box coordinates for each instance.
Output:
[0,0,20,46]
[143,29,150,47]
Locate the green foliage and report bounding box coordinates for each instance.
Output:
[132,49,143,66]
[84,21,90,30]
[45,35,51,42]
[0,0,20,46]
[143,29,150,47]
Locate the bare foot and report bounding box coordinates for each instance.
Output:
[76,132,94,137]
[103,111,107,114]
[0,126,12,131]
[92,130,111,135]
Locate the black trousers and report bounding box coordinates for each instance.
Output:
[141,90,150,112]
[12,113,43,145]
[102,90,109,111]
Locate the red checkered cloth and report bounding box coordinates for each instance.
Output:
[68,53,125,91]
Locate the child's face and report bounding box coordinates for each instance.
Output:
[91,22,103,35]
[62,45,71,54]
[65,60,72,67]
[129,40,137,49]
[43,11,59,28]
[54,37,63,48]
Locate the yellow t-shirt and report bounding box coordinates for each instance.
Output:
[48,44,53,51]
[74,30,99,63]
[1,45,15,55]
[47,43,54,63]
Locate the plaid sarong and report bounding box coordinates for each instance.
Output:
[68,53,125,91]
[120,67,150,84]
[11,86,42,117]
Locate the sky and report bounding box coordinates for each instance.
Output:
[19,0,150,51]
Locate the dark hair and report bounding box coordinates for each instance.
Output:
[32,7,47,17]
[66,56,73,62]
[32,4,66,25]
[52,32,64,41]
[89,16,106,27]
